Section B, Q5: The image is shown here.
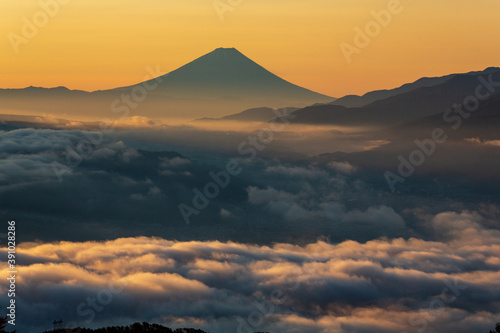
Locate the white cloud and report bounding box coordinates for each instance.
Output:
[327,161,357,174]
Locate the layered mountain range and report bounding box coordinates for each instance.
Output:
[284,67,500,127]
[1,48,498,130]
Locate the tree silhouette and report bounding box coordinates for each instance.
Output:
[489,322,500,333]
[39,322,208,333]
[0,316,7,333]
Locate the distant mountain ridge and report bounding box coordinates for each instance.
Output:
[331,67,500,108]
[385,92,500,140]
[285,68,500,127]
[196,106,299,122]
[1,60,499,122]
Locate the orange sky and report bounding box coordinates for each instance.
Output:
[1,0,499,98]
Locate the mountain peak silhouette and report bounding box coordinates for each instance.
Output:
[0,48,334,118]
[117,47,333,107]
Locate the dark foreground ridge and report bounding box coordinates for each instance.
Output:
[38,322,208,333]
[33,321,500,333]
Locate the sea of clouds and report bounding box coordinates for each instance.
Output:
[0,122,499,332]
[1,211,499,332]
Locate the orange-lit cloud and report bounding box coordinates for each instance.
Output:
[1,211,499,332]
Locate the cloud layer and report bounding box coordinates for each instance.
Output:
[1,211,499,333]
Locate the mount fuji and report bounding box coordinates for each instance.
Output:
[116,48,333,105]
[0,48,334,119]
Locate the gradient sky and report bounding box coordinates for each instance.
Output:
[1,0,499,97]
